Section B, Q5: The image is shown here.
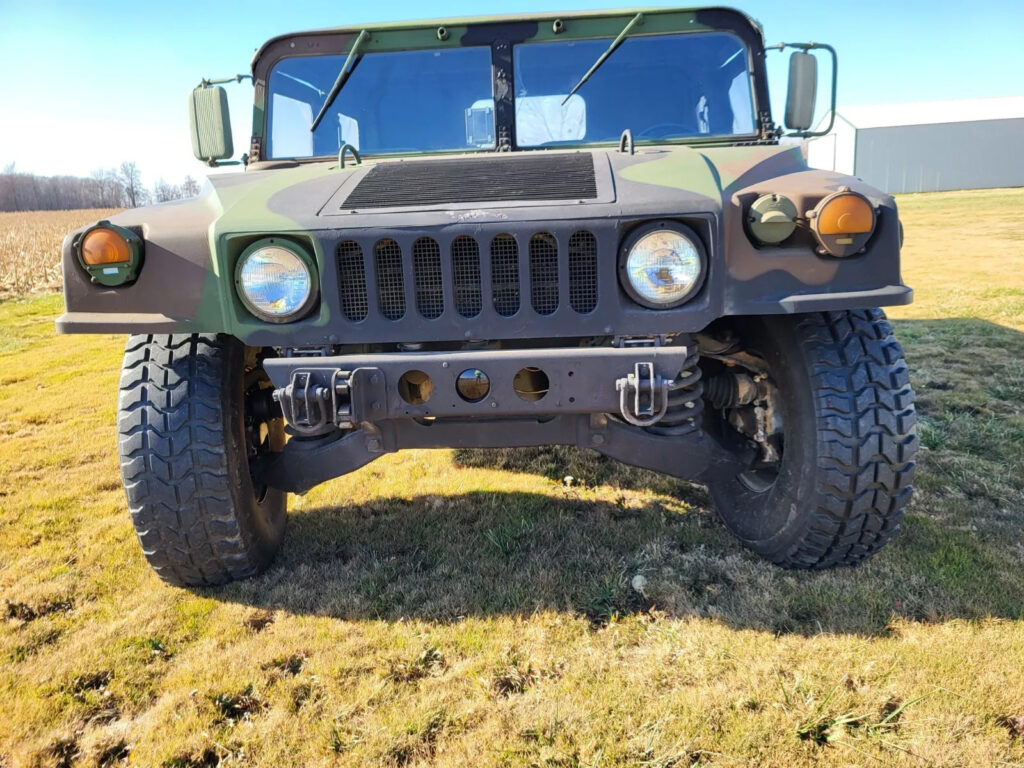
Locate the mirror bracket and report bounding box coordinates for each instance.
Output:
[767,42,837,138]
[198,74,253,88]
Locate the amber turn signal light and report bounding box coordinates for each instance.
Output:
[809,190,877,257]
[74,221,144,286]
[81,228,132,265]
[816,193,874,235]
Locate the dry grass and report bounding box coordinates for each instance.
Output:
[1,190,1024,765]
[0,209,121,297]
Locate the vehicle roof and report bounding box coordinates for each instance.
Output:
[250,6,761,70]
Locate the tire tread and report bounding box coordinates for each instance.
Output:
[117,333,278,586]
[777,309,917,568]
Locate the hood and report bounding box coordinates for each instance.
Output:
[202,144,810,236]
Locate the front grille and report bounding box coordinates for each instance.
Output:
[412,238,443,319]
[335,229,600,330]
[490,234,520,317]
[568,231,599,314]
[451,236,482,318]
[339,153,598,209]
[529,233,559,315]
[374,238,406,320]
[337,240,368,321]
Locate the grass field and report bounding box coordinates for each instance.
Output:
[2,189,1024,766]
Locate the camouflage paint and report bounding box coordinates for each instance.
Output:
[56,6,911,342]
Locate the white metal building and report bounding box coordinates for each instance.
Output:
[806,96,1024,193]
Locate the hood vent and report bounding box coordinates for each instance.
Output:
[339,153,598,210]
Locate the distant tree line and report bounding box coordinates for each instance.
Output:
[0,162,201,212]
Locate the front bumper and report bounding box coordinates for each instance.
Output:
[257,343,751,494]
[263,345,692,429]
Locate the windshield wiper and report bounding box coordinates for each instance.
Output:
[561,12,644,105]
[311,29,369,131]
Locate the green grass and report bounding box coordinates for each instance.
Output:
[2,190,1024,766]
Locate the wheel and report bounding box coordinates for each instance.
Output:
[702,309,917,568]
[117,334,286,586]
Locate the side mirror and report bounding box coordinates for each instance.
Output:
[188,85,233,163]
[785,52,818,131]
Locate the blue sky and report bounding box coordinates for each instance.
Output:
[1,0,1021,186]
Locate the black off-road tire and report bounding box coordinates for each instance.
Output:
[708,309,917,568]
[117,334,286,586]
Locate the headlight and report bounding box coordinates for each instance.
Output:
[620,223,705,308]
[235,239,318,322]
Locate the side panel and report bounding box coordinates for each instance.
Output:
[56,194,223,334]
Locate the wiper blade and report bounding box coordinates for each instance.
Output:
[561,12,644,105]
[311,28,369,131]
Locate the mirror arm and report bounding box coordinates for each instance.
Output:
[198,74,253,88]
[767,42,837,138]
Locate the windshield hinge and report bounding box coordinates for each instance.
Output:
[759,109,779,140]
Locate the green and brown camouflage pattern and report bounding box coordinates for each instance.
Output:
[56,6,911,344]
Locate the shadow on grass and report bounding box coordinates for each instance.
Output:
[214,318,1024,637]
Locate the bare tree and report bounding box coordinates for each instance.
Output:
[89,169,124,208]
[153,178,183,203]
[182,175,201,198]
[119,161,144,208]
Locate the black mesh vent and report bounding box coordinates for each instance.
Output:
[529,233,559,315]
[490,234,520,317]
[336,240,368,321]
[568,230,598,314]
[451,236,482,318]
[374,238,406,320]
[340,154,597,209]
[412,237,443,319]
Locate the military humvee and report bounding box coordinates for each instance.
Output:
[58,7,917,586]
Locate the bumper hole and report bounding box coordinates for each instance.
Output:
[456,368,490,403]
[398,370,433,405]
[514,367,549,402]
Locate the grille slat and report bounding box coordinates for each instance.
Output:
[341,154,597,209]
[336,240,368,321]
[451,236,483,318]
[412,238,443,319]
[568,231,599,314]
[490,234,520,317]
[529,233,559,316]
[374,238,406,320]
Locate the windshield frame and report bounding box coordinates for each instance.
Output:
[250,7,771,163]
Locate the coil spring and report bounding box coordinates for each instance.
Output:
[646,349,704,436]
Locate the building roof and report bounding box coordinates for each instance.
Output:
[819,95,1024,131]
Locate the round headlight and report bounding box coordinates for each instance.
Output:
[235,240,317,322]
[620,224,704,308]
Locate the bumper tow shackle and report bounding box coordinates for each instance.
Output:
[616,362,672,427]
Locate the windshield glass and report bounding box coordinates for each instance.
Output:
[514,32,754,146]
[264,31,755,159]
[267,47,494,158]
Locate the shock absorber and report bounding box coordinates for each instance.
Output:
[647,348,704,436]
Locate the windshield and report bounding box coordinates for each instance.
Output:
[265,31,755,159]
[267,47,494,158]
[515,32,754,145]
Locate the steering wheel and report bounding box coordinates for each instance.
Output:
[636,123,694,139]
